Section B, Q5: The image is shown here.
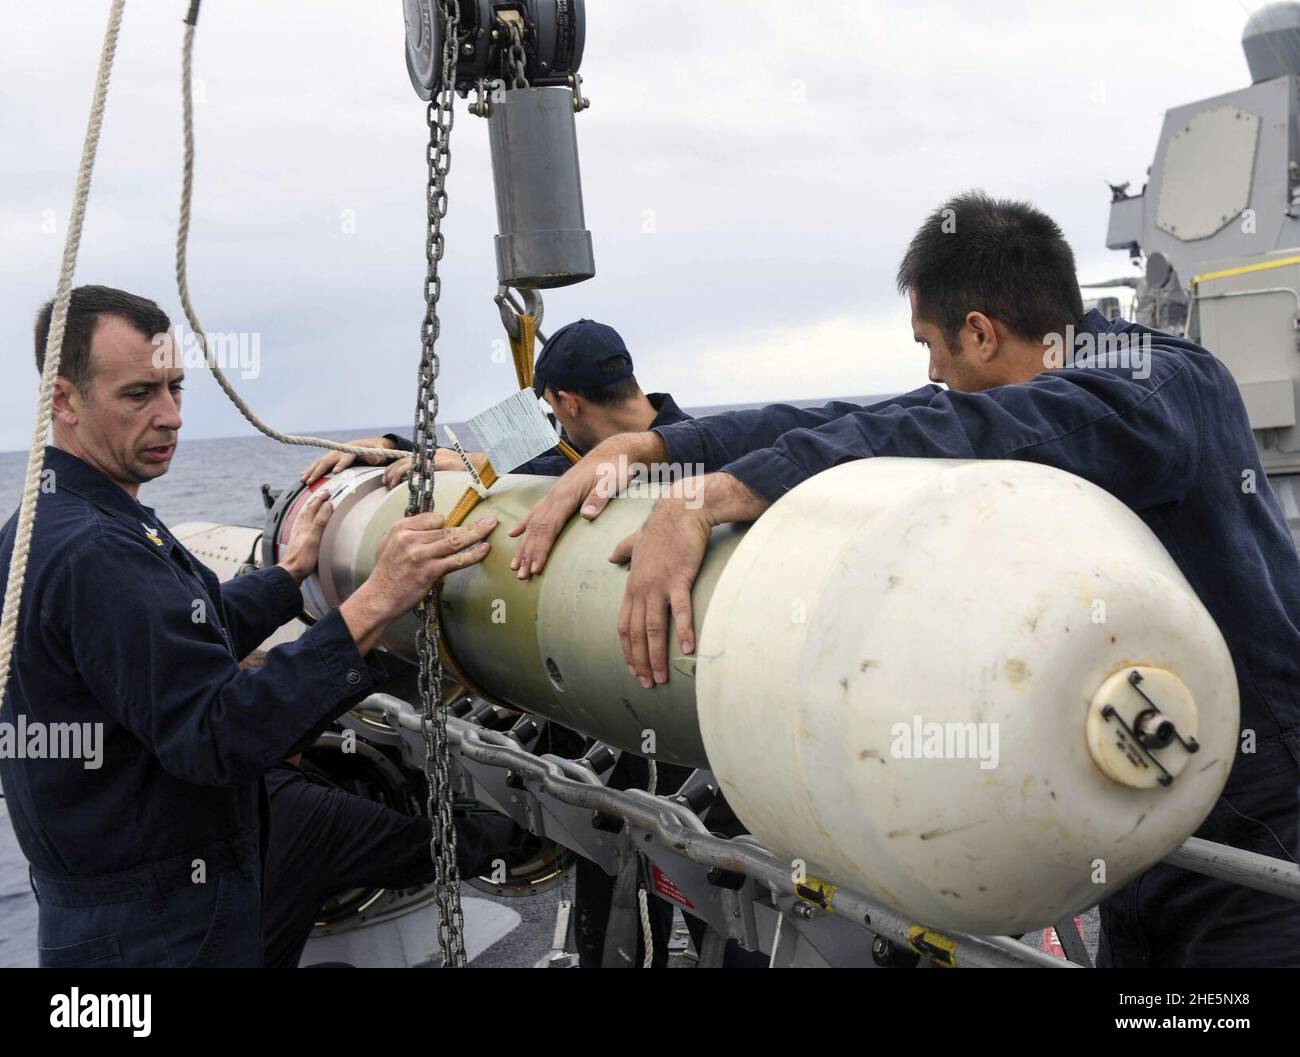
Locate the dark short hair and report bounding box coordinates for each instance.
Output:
[896,191,1085,350]
[548,374,642,407]
[34,285,171,394]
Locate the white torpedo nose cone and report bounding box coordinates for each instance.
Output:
[695,458,1238,935]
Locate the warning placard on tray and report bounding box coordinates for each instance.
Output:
[466,389,560,474]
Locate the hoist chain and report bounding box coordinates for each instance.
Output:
[507,24,529,89]
[407,0,467,968]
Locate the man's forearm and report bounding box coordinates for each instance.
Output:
[654,402,864,474]
[696,471,772,526]
[593,429,669,470]
[338,586,393,656]
[581,431,671,508]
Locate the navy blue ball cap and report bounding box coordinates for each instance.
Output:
[533,319,634,397]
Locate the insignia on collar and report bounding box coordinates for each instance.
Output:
[141,523,164,547]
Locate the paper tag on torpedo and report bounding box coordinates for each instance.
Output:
[467,389,560,474]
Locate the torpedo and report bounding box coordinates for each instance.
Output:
[256,456,1238,935]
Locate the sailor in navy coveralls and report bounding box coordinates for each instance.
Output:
[512,194,1300,967]
[0,286,497,967]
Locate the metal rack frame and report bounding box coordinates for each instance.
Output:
[347,693,1300,968]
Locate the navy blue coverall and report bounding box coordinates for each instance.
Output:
[0,446,390,967]
[652,309,1300,967]
[261,762,522,967]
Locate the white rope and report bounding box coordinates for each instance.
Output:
[0,0,127,714]
[176,13,397,462]
[638,756,658,968]
[637,884,654,969]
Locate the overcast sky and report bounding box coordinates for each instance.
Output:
[0,0,1262,451]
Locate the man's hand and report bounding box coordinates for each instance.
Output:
[612,497,710,688]
[509,430,667,580]
[302,435,397,484]
[383,448,488,489]
[340,512,497,654]
[385,455,414,488]
[613,472,771,688]
[278,488,332,584]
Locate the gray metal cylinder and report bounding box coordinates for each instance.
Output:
[488,87,595,289]
[262,468,741,767]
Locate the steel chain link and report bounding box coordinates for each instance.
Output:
[407,0,467,967]
[507,24,529,89]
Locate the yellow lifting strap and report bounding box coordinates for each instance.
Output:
[511,311,539,391]
[439,466,498,702]
[444,311,580,527]
[445,462,499,528]
[510,313,582,464]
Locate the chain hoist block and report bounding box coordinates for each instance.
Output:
[405,0,594,289]
[404,0,586,98]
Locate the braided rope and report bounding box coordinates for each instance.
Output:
[637,885,654,968]
[639,755,658,967]
[176,15,397,462]
[0,0,127,713]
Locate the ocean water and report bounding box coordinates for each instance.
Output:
[0,395,880,966]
